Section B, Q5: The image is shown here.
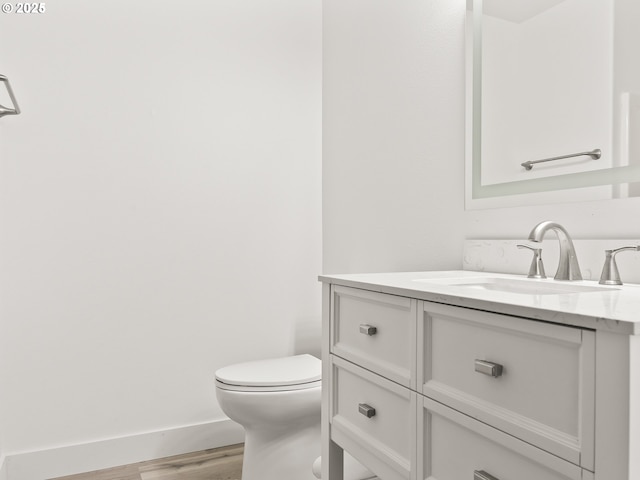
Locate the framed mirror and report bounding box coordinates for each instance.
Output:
[466,0,640,209]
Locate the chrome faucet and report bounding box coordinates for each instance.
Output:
[527,221,582,281]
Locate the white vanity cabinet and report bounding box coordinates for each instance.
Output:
[320,273,640,480]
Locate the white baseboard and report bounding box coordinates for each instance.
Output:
[0,454,7,480]
[3,418,244,480]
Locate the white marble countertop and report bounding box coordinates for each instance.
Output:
[319,271,640,335]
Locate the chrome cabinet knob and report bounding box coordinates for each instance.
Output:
[358,403,376,418]
[359,324,377,336]
[474,359,503,378]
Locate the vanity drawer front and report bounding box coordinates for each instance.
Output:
[330,355,415,480]
[331,285,417,387]
[419,396,585,480]
[419,302,595,469]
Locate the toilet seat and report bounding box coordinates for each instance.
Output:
[215,379,321,392]
[215,354,321,392]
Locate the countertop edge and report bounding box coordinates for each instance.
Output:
[318,274,637,336]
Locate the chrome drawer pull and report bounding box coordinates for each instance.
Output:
[358,403,376,418]
[474,471,499,480]
[359,324,377,336]
[474,359,503,378]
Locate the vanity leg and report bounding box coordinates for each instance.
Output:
[322,439,344,480]
[322,283,344,479]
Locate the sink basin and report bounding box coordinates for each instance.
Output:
[413,277,618,295]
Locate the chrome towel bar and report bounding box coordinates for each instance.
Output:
[0,74,21,118]
[521,148,601,170]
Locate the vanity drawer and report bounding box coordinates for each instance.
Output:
[419,302,595,469]
[419,396,590,480]
[331,285,417,387]
[330,355,416,480]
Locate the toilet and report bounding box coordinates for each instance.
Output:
[215,354,322,480]
[215,354,376,480]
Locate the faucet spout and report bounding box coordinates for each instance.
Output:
[528,221,582,281]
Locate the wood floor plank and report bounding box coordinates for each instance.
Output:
[139,453,243,480]
[140,444,244,468]
[49,444,243,480]
[139,445,243,480]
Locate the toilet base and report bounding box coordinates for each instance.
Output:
[241,423,320,480]
[311,454,378,480]
[216,385,322,480]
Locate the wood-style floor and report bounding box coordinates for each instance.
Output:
[50,444,243,480]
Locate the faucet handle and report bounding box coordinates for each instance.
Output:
[517,244,546,279]
[599,245,640,285]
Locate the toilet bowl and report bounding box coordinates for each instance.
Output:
[215,354,322,480]
[215,354,375,480]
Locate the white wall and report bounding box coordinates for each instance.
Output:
[0,0,321,466]
[322,0,467,274]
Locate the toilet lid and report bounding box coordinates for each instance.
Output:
[215,354,321,388]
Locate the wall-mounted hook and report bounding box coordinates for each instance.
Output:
[0,74,21,118]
